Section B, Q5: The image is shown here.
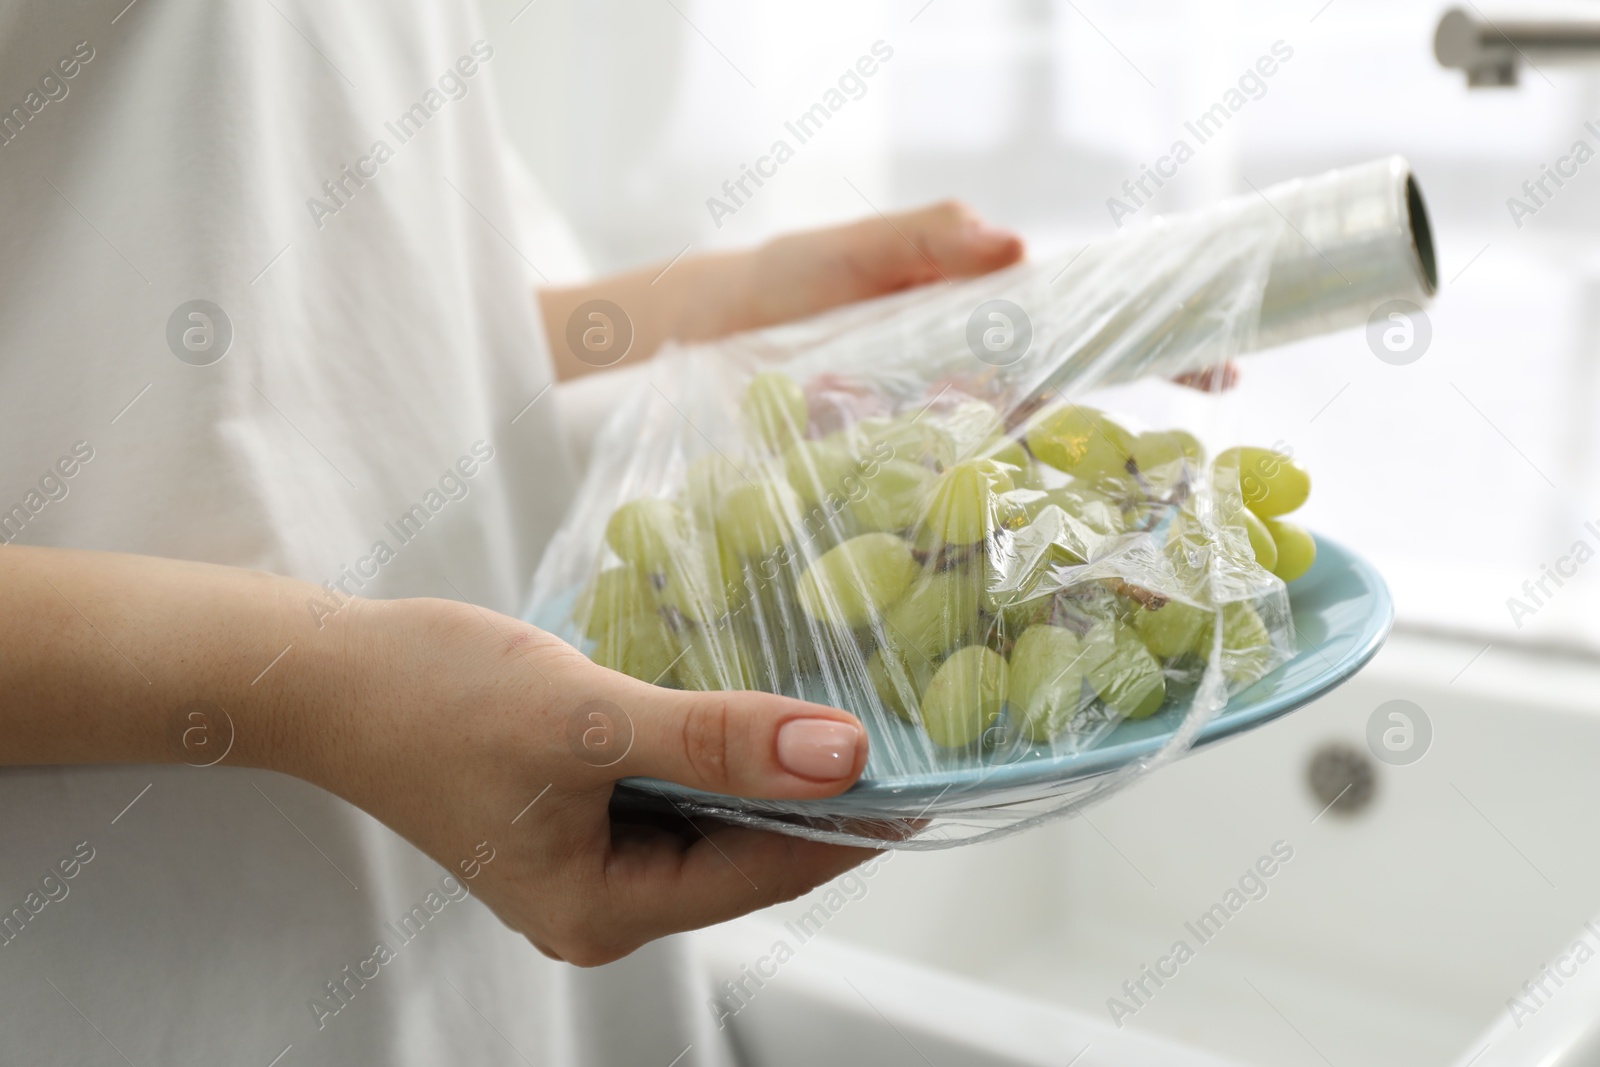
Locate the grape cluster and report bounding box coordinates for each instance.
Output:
[574,371,1307,756]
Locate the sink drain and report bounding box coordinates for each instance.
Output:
[1306,742,1377,816]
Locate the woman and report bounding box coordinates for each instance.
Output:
[0,2,1023,1063]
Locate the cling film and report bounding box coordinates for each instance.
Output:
[529,170,1367,849]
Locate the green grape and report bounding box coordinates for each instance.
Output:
[1086,623,1166,719]
[1215,446,1311,518]
[1217,601,1273,687]
[575,565,658,641]
[868,641,930,722]
[742,371,808,450]
[918,461,1005,547]
[713,536,747,591]
[1082,470,1163,530]
[1014,461,1048,492]
[1160,505,1208,569]
[1118,596,1282,690]
[856,415,941,466]
[683,455,749,523]
[918,645,1008,748]
[996,494,1033,537]
[659,539,733,622]
[1070,486,1126,535]
[850,458,934,532]
[782,438,857,506]
[1264,518,1316,582]
[984,587,1052,633]
[675,625,754,690]
[1008,625,1094,743]
[1131,429,1203,481]
[984,434,1029,472]
[1240,508,1278,572]
[1025,405,1135,478]
[1008,497,1098,569]
[796,532,918,627]
[715,480,801,557]
[1131,598,1212,659]
[882,567,983,661]
[1023,485,1123,536]
[984,512,1088,624]
[937,400,1004,462]
[983,434,1046,492]
[605,498,688,570]
[591,613,679,684]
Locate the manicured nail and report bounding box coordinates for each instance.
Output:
[777,719,862,781]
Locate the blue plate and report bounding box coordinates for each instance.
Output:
[626,535,1391,812]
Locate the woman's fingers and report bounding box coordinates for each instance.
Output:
[743,199,1023,333]
[1173,361,1240,392]
[602,677,869,800]
[849,201,1025,291]
[894,200,1026,278]
[596,820,880,960]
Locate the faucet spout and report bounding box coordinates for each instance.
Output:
[1436,6,1600,87]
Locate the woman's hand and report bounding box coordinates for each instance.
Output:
[0,546,874,967]
[734,200,1025,334]
[539,201,1024,380]
[305,596,875,966]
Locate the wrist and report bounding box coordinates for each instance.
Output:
[236,577,375,787]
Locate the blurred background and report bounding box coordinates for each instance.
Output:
[486,2,1600,1064]
[492,0,1598,654]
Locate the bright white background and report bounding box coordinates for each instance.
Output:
[487,0,1600,656]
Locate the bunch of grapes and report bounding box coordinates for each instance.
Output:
[574,371,1309,756]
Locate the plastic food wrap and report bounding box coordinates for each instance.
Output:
[529,157,1432,849]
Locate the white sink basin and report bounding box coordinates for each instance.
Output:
[700,920,1241,1066]
[704,632,1600,1065]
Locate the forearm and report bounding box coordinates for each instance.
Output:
[538,249,754,381]
[0,545,353,777]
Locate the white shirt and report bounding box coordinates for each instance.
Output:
[0,2,729,1063]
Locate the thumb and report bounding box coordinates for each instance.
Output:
[599,676,869,800]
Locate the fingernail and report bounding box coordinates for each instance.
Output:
[777,718,862,781]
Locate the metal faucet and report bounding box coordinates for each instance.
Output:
[1436,6,1600,86]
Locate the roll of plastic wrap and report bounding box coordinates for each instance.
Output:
[1252,155,1437,351]
[1056,154,1437,387]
